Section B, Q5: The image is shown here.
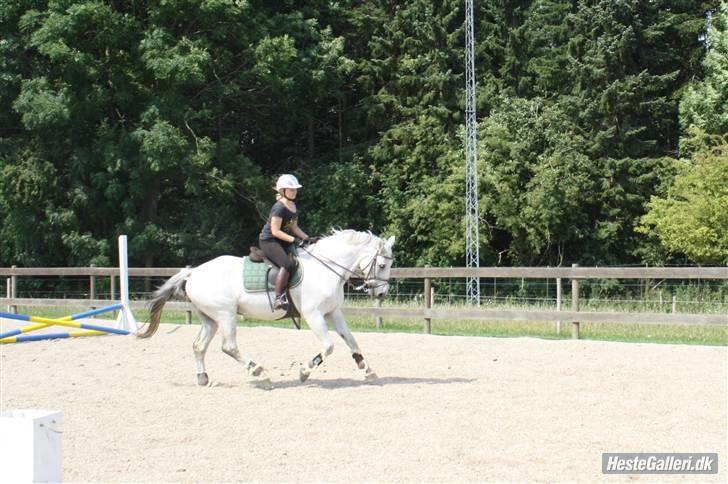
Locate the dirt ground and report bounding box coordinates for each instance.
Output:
[1,319,726,482]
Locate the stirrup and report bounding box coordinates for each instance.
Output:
[274,294,289,311]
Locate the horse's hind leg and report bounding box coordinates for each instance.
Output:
[328,308,377,380]
[217,312,271,386]
[194,312,218,386]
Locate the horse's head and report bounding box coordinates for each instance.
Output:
[358,235,395,299]
[308,230,395,298]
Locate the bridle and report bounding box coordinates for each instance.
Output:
[355,243,394,291]
[298,239,394,292]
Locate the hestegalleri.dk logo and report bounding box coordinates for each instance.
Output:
[602,453,718,474]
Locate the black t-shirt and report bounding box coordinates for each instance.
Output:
[260,201,298,242]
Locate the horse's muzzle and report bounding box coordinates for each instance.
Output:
[371,283,389,299]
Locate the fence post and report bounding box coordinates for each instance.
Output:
[5,277,10,312]
[571,264,580,339]
[10,265,17,314]
[110,274,116,301]
[546,273,549,299]
[89,264,96,309]
[423,277,432,334]
[556,277,562,335]
[185,265,192,324]
[375,298,383,330]
[672,295,677,314]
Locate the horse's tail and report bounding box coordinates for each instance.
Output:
[137,268,192,339]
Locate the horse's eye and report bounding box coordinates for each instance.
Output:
[379,263,386,269]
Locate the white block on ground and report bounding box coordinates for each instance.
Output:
[0,409,63,483]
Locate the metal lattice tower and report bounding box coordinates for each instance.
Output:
[464,0,480,304]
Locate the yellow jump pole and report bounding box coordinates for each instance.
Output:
[0,329,106,344]
[0,303,128,344]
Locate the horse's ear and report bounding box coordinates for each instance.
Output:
[386,236,395,247]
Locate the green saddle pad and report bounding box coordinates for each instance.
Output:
[242,256,303,292]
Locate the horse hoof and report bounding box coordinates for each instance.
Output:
[249,364,264,378]
[299,367,311,383]
[365,370,378,381]
[197,372,209,386]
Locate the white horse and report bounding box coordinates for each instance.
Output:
[137,230,395,386]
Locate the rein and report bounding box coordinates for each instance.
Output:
[297,240,393,292]
[297,245,353,281]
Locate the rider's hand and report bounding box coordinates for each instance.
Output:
[306,236,320,244]
[293,237,304,246]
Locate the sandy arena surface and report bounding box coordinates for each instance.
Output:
[1,319,726,482]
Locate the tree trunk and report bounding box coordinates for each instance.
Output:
[307,113,315,160]
[143,176,161,294]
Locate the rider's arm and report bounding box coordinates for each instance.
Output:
[270,216,296,243]
[290,221,308,240]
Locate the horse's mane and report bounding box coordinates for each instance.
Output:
[320,229,376,246]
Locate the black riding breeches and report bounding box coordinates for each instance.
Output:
[259,239,296,272]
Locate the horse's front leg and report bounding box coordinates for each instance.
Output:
[328,308,377,380]
[299,310,334,383]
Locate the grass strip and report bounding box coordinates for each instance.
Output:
[9,305,724,346]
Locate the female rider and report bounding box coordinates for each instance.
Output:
[259,174,313,310]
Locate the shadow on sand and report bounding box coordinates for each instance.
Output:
[250,375,476,390]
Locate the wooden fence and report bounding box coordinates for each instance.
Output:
[2,266,727,338]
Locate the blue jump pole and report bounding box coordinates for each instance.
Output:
[10,333,75,342]
[72,323,129,335]
[0,303,128,340]
[0,312,31,322]
[69,303,124,320]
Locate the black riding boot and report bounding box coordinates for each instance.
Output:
[273,267,290,310]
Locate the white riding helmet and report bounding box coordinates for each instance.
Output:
[275,174,302,191]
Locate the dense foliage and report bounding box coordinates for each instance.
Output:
[639,1,728,265]
[0,0,724,267]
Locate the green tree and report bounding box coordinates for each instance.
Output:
[554,0,710,264]
[679,1,728,153]
[478,96,596,265]
[0,1,352,267]
[348,0,471,266]
[640,2,728,265]
[638,142,728,264]
[0,0,719,269]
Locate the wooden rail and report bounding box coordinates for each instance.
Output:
[1,266,727,278]
[0,267,181,277]
[341,307,727,326]
[392,266,728,279]
[2,266,727,338]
